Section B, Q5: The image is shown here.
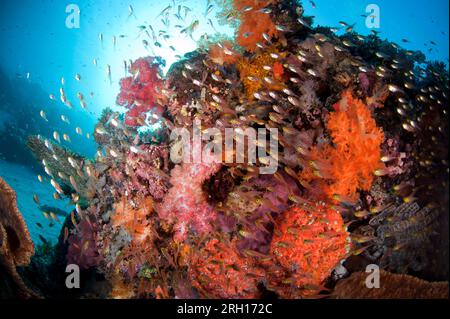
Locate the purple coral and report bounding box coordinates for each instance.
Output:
[67,218,101,270]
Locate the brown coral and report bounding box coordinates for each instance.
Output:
[0,177,38,298]
[332,270,449,299]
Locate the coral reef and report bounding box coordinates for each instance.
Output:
[16,0,448,299]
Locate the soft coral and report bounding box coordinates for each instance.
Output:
[299,90,385,202]
[156,150,221,241]
[116,57,164,126]
[233,0,278,52]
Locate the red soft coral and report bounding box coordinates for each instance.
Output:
[188,238,265,298]
[299,90,385,202]
[116,57,164,127]
[268,203,349,297]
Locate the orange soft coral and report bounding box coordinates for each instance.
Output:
[188,238,265,298]
[237,49,285,100]
[232,0,278,52]
[112,196,154,242]
[269,204,349,297]
[237,12,278,52]
[299,91,385,202]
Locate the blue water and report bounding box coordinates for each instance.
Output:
[0,0,448,245]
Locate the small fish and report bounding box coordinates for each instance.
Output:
[342,39,354,47]
[37,174,43,183]
[53,131,61,143]
[70,211,78,229]
[351,244,372,256]
[63,227,69,243]
[373,168,390,176]
[288,96,302,107]
[354,210,372,218]
[60,115,70,124]
[33,194,40,205]
[69,175,80,194]
[306,68,319,77]
[40,110,48,121]
[204,3,214,16]
[388,84,404,94]
[130,145,141,154]
[44,166,52,177]
[181,19,199,39]
[50,212,60,223]
[82,240,90,252]
[39,235,48,245]
[58,171,67,180]
[95,126,107,135]
[51,179,64,194]
[345,23,356,33]
[297,17,311,29]
[106,64,112,84]
[157,4,172,18]
[75,127,83,135]
[75,73,81,81]
[63,133,71,142]
[109,149,119,158]
[275,24,290,32]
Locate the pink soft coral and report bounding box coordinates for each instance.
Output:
[157,150,221,241]
[116,57,164,126]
